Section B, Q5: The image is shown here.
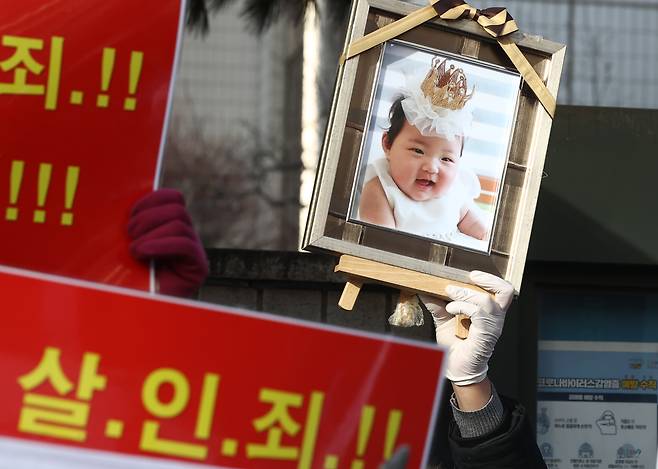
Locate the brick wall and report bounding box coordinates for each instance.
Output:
[200,249,436,342]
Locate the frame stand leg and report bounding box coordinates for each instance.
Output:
[338,279,363,311]
[334,255,484,337]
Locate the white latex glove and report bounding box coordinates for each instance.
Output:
[421,271,514,386]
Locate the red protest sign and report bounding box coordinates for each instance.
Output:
[0,0,185,289]
[0,266,445,469]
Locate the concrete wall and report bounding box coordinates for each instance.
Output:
[200,249,437,342]
[529,106,658,264]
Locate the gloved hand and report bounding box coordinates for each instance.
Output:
[128,189,209,297]
[421,271,514,386]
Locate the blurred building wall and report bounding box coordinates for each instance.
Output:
[162,1,303,250]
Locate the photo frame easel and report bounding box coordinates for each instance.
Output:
[303,0,566,330]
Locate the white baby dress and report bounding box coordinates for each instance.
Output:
[361,158,481,242]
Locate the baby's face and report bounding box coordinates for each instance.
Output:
[383,120,461,202]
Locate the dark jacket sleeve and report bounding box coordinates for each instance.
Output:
[446,395,547,469]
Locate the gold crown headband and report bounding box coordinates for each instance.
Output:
[399,56,475,141]
[420,57,474,111]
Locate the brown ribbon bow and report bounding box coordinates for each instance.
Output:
[431,0,519,38]
[340,0,556,118]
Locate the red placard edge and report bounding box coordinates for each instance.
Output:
[0,261,448,468]
[149,0,189,293]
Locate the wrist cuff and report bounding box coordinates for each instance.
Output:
[450,383,504,438]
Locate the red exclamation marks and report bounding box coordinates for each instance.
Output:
[97,47,116,108]
[6,160,24,221]
[383,410,403,460]
[124,51,143,111]
[351,405,375,469]
[61,166,80,226]
[33,163,52,223]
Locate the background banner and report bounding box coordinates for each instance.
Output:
[0,266,445,468]
[0,0,185,289]
[537,288,658,468]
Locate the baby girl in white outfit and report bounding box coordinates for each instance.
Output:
[358,57,488,243]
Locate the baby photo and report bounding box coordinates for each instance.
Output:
[349,41,522,253]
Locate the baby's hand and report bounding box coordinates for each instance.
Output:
[457,205,488,240]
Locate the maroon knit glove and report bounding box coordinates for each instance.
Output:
[128,189,209,297]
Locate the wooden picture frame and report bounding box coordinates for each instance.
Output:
[303,0,566,293]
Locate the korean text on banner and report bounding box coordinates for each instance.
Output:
[0,0,185,289]
[0,266,445,469]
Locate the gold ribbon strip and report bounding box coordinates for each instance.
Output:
[340,0,556,119]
